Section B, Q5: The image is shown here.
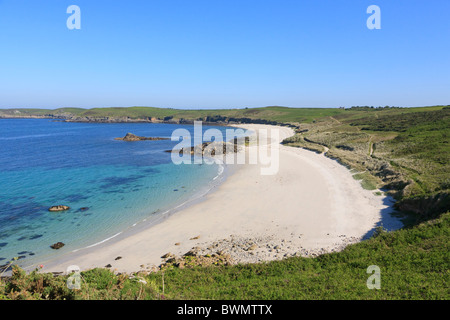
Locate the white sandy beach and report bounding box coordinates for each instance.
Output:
[42,124,402,274]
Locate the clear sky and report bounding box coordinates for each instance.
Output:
[0,0,449,109]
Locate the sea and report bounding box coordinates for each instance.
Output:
[0,119,240,270]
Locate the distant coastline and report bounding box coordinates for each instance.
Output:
[0,112,283,126]
[0,106,313,128]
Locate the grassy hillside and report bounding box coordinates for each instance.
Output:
[282,106,450,222]
[0,106,354,123]
[0,105,446,123]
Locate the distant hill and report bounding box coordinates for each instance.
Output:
[1,105,447,126]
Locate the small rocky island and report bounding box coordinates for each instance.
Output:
[48,205,70,212]
[115,133,170,142]
[167,137,249,156]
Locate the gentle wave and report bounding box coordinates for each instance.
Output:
[0,133,72,140]
[72,232,123,252]
[213,159,225,181]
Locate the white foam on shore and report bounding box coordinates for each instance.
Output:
[72,232,123,252]
[213,158,225,181]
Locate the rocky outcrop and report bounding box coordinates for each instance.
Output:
[48,205,70,212]
[115,133,170,142]
[167,140,242,156]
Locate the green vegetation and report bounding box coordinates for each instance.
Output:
[352,172,378,190]
[1,212,448,300]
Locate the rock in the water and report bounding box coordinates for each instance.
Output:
[49,205,70,212]
[115,133,169,142]
[50,242,65,250]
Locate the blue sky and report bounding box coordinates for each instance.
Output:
[0,0,449,109]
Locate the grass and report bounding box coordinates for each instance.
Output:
[352,172,379,190]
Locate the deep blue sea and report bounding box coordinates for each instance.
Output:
[0,119,234,269]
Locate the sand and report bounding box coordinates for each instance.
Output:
[42,124,403,274]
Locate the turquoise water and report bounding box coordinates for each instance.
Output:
[0,119,232,269]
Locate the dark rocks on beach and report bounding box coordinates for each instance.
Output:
[161,252,175,259]
[105,264,112,268]
[115,133,170,142]
[50,242,65,250]
[159,247,234,270]
[183,247,200,257]
[49,205,70,212]
[115,256,122,261]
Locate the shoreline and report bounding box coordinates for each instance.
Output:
[40,124,403,275]
[19,155,236,274]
